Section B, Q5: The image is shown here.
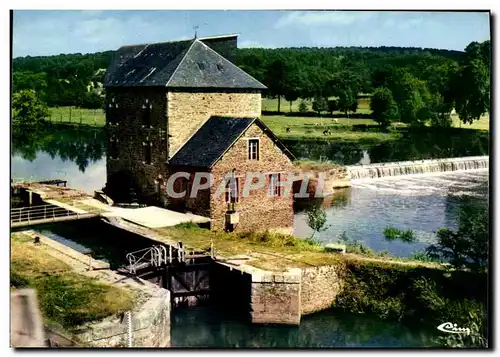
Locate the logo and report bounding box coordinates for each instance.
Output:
[437,322,471,335]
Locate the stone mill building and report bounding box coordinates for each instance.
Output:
[103,34,295,233]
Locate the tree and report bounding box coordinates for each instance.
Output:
[453,59,490,124]
[12,89,49,126]
[385,68,433,126]
[337,88,358,117]
[327,99,338,115]
[298,100,308,113]
[426,197,488,274]
[284,89,300,113]
[422,62,458,126]
[370,88,398,127]
[306,206,329,240]
[312,96,328,115]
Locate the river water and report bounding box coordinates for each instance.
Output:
[11,126,488,347]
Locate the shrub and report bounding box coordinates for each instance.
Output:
[298,100,308,113]
[383,227,417,243]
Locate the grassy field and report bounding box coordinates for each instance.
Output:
[262,96,372,115]
[48,107,106,126]
[44,104,489,146]
[260,115,402,143]
[451,114,490,130]
[10,232,135,329]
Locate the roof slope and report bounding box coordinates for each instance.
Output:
[103,40,193,87]
[169,117,296,168]
[104,39,266,90]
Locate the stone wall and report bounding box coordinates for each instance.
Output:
[106,87,168,199]
[250,269,302,325]
[165,166,212,217]
[210,123,295,232]
[300,265,344,315]
[293,167,351,198]
[167,90,261,157]
[72,289,171,348]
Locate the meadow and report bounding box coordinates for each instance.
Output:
[45,96,489,146]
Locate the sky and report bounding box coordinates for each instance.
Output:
[12,10,491,58]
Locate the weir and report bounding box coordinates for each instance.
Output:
[347,156,489,180]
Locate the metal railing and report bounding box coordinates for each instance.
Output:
[10,204,96,227]
[125,245,168,275]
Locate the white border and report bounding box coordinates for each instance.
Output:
[3,2,498,356]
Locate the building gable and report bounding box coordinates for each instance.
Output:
[168,117,295,169]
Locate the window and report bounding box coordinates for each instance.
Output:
[225,178,239,203]
[143,142,152,164]
[248,139,259,160]
[142,104,151,127]
[269,173,281,197]
[109,137,118,159]
[107,98,116,125]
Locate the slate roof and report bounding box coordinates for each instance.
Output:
[169,117,296,168]
[103,39,266,90]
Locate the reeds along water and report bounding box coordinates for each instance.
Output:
[347,156,489,180]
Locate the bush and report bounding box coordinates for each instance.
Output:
[383,227,416,243]
[298,100,308,113]
[334,260,487,347]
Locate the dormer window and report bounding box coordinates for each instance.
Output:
[216,64,224,71]
[197,63,205,70]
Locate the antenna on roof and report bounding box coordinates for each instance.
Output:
[193,25,199,39]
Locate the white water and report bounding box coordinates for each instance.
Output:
[347,156,489,180]
[294,169,488,257]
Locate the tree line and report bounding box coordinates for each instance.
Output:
[12,42,490,127]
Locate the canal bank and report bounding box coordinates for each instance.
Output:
[11,231,171,347]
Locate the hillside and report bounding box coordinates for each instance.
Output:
[12,45,463,109]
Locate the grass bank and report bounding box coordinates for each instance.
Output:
[153,223,442,272]
[334,259,488,346]
[10,232,135,330]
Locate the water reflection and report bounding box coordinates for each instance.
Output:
[11,125,107,192]
[284,128,489,165]
[171,307,436,348]
[11,124,106,173]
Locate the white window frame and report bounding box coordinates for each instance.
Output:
[269,173,281,197]
[225,178,239,203]
[248,138,259,160]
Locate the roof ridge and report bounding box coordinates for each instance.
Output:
[165,40,197,87]
[194,39,267,89]
[117,38,194,51]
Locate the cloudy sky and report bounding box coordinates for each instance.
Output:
[12,10,490,58]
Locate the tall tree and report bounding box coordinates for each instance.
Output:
[264,58,286,112]
[370,87,398,127]
[453,40,491,124]
[385,68,433,126]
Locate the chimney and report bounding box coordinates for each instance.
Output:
[199,34,238,63]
